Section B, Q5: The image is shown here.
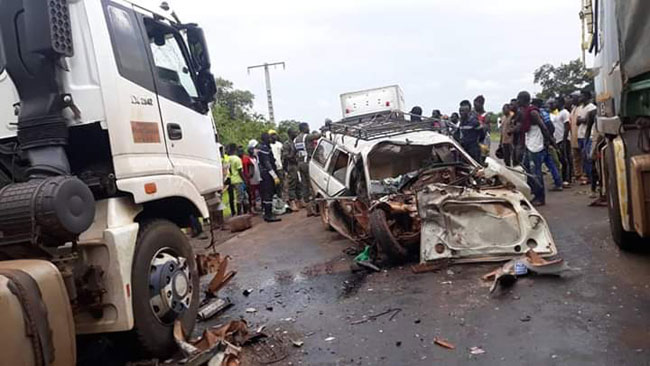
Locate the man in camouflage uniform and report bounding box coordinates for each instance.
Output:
[282,128,301,211]
[294,122,321,216]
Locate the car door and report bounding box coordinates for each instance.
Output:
[326,148,350,197]
[309,139,334,197]
[137,11,220,194]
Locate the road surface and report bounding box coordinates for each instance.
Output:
[199,185,650,366]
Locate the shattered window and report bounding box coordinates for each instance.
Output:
[330,150,349,183]
[313,139,334,166]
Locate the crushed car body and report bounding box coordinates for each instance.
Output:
[310,110,557,264]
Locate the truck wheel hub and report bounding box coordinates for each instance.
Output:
[149,250,193,324]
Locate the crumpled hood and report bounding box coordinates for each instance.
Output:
[416,184,557,263]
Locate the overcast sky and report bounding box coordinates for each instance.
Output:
[171,0,584,125]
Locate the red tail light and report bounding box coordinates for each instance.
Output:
[385,101,390,107]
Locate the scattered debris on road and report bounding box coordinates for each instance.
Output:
[469,346,486,355]
[245,307,257,313]
[227,214,253,233]
[196,253,237,297]
[433,337,456,350]
[482,250,571,293]
[350,308,402,325]
[291,339,304,347]
[171,319,249,366]
[324,336,336,342]
[197,297,233,321]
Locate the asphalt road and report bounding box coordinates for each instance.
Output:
[201,185,650,366]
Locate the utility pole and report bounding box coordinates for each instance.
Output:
[247,62,285,123]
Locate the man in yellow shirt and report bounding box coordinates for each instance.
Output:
[226,143,246,216]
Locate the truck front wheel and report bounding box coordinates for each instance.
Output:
[605,144,643,250]
[131,219,199,358]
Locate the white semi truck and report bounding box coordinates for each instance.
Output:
[0,0,222,364]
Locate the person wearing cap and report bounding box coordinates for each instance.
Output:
[269,129,284,198]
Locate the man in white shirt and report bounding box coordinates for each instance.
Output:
[551,97,572,186]
[269,129,284,197]
[518,91,557,206]
[575,90,597,185]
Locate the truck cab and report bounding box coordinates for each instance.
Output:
[0,0,221,359]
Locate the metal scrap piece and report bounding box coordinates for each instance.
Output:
[433,337,455,350]
[250,336,289,364]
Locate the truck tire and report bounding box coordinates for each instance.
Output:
[131,219,199,358]
[369,209,408,264]
[605,144,643,250]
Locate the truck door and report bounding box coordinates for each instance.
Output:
[309,139,334,196]
[137,11,220,194]
[102,2,172,179]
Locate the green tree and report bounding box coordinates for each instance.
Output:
[533,59,593,100]
[212,77,275,148]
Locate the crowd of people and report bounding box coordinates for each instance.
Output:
[219,122,321,224]
[217,88,600,228]
[496,89,600,206]
[409,90,601,207]
[422,90,599,207]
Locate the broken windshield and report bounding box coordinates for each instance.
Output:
[367,142,473,196]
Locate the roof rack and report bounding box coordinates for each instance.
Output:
[323,110,444,140]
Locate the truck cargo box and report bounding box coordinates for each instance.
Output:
[340,85,405,118]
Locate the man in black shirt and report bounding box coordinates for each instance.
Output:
[458,100,481,162]
[258,132,281,222]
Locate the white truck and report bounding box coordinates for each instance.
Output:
[0,0,222,363]
[582,0,650,250]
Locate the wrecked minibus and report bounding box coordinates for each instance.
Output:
[309,111,557,264]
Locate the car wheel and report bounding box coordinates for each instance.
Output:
[369,209,408,264]
[131,219,199,358]
[605,144,643,250]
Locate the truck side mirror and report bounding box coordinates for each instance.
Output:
[186,25,210,71]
